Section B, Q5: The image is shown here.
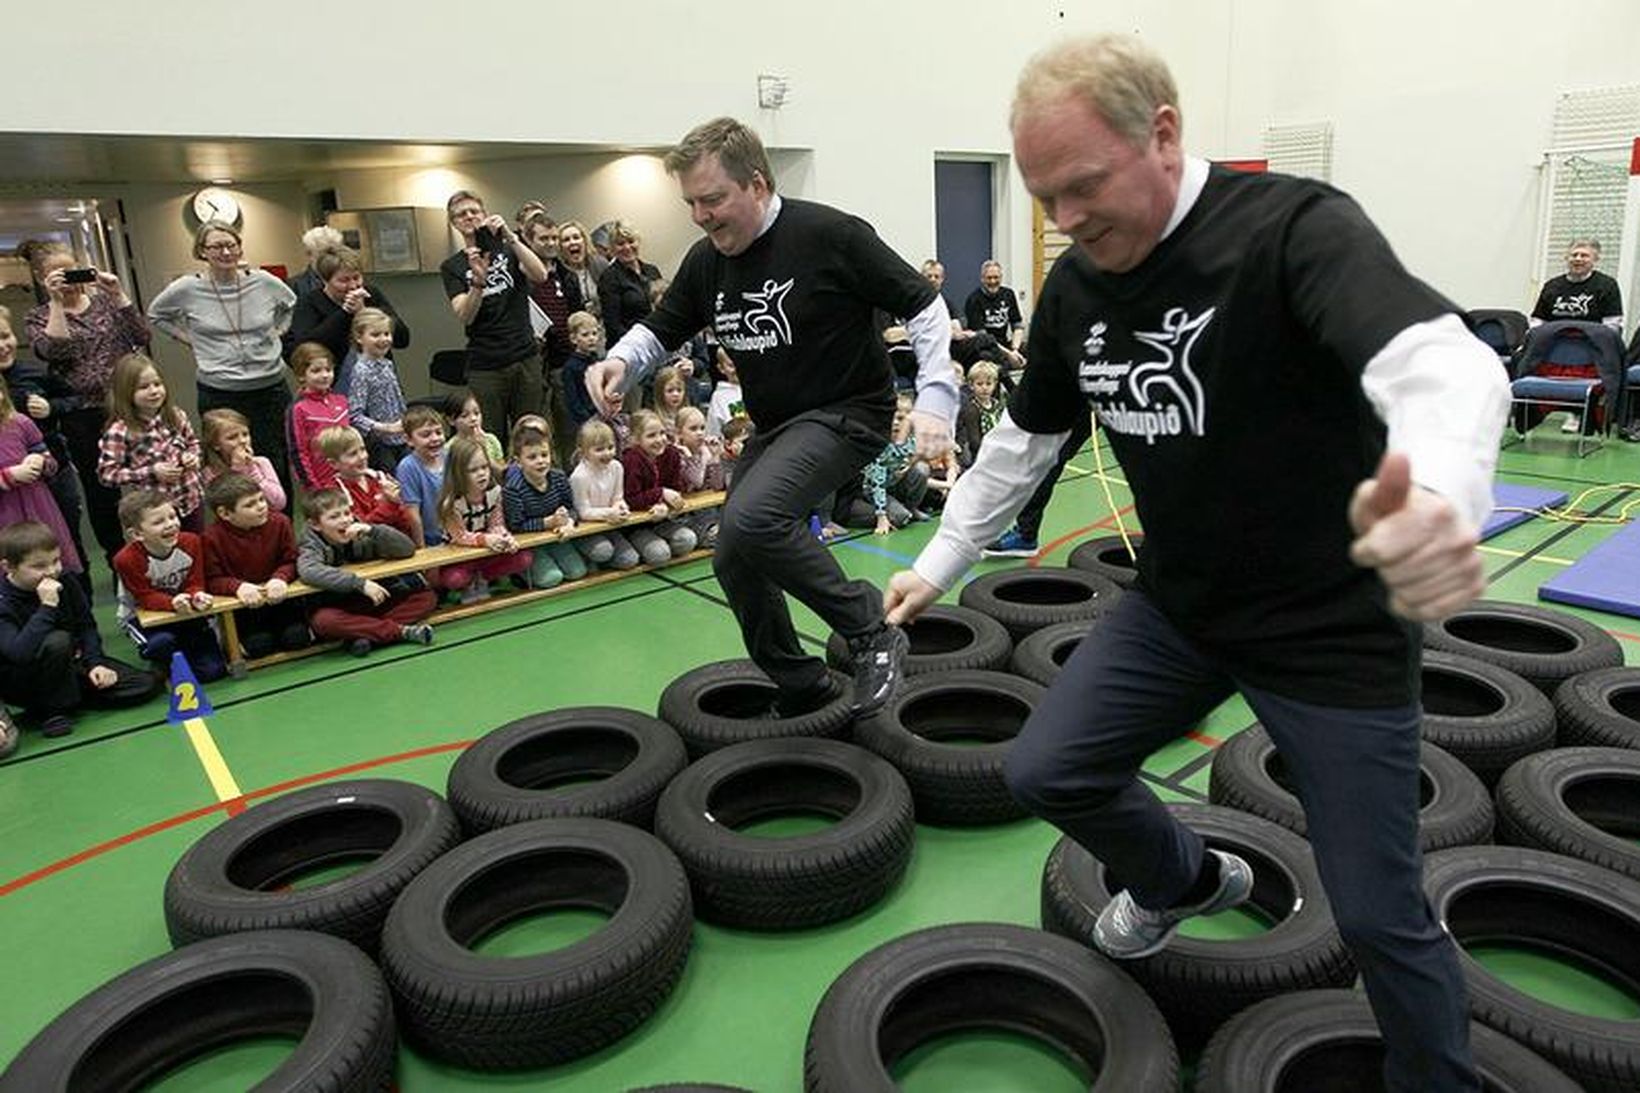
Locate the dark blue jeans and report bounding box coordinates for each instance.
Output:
[1004,589,1477,1092]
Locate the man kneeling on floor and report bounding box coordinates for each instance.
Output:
[296,488,437,657]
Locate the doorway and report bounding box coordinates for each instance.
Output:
[934,159,997,319]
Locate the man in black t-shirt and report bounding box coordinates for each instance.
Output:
[439,190,550,437]
[1531,237,1624,327]
[887,36,1508,1093]
[963,260,1026,361]
[586,117,958,718]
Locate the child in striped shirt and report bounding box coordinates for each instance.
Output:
[502,421,587,589]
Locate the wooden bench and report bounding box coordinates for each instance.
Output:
[136,492,726,675]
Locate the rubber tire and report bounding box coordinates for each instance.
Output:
[380,817,692,1071]
[824,603,1012,676]
[1422,600,1622,695]
[1424,843,1640,1093]
[1553,666,1640,749]
[1208,726,1494,851]
[958,566,1122,641]
[1040,804,1354,1049]
[1420,651,1557,786]
[1195,988,1583,1093]
[446,707,688,835]
[163,779,462,955]
[804,922,1178,1093]
[657,658,855,757]
[854,669,1043,825]
[653,738,914,929]
[1495,746,1640,882]
[0,930,395,1093]
[1009,619,1099,687]
[1067,532,1143,590]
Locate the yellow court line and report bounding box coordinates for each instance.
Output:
[181,717,243,802]
[1477,544,1574,566]
[1064,463,1130,488]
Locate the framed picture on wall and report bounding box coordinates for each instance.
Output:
[366,209,418,272]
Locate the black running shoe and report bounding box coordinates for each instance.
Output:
[849,624,910,716]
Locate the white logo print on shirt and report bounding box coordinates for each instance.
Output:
[716,278,795,353]
[1551,293,1595,318]
[1077,307,1214,444]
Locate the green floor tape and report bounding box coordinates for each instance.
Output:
[1176,902,1275,941]
[1469,944,1640,1020]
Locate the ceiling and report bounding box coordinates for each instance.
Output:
[0,132,656,186]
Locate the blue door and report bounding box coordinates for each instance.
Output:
[934,160,994,321]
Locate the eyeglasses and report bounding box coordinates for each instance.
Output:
[203,242,241,253]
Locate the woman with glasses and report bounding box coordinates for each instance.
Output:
[148,220,298,507]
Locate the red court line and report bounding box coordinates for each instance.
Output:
[1029,505,1139,567]
[1187,730,1222,747]
[0,739,474,900]
[1607,629,1640,644]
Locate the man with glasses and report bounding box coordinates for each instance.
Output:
[440,191,550,436]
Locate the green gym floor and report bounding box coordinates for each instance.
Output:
[3,427,1639,1091]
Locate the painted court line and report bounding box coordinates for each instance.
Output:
[0,740,475,899]
[1030,505,1139,566]
[180,717,244,811]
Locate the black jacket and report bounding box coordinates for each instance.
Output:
[283,283,411,370]
[598,260,662,344]
[0,575,108,668]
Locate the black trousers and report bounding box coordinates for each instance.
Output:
[713,411,886,696]
[59,406,124,566]
[197,379,293,512]
[1014,413,1093,541]
[0,631,158,718]
[1004,590,1477,1092]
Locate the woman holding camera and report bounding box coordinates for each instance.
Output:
[25,243,150,567]
[148,220,298,507]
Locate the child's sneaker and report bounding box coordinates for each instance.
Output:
[346,638,373,657]
[459,579,490,606]
[1092,850,1254,960]
[400,623,435,646]
[41,714,74,739]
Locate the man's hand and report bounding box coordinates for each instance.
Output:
[909,410,953,463]
[1348,451,1484,621]
[583,358,629,416]
[884,569,942,626]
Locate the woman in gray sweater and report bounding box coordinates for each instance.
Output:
[148,220,297,507]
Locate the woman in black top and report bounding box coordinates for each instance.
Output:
[284,247,410,394]
[597,221,662,344]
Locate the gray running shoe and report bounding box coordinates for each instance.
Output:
[1093,849,1254,960]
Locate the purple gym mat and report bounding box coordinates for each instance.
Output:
[1539,518,1640,617]
[1481,482,1569,541]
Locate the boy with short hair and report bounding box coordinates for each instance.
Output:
[296,488,437,657]
[202,472,311,658]
[394,406,447,547]
[719,415,752,491]
[0,521,157,746]
[320,425,414,535]
[111,490,227,680]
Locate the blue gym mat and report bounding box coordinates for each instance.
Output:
[1482,482,1569,541]
[1538,518,1640,617]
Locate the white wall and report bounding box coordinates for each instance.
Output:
[8,0,1639,316]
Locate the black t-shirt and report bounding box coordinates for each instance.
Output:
[965,285,1023,345]
[440,249,536,370]
[1011,167,1457,706]
[1531,270,1623,324]
[639,198,936,436]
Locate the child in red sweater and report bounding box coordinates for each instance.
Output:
[319,425,413,536]
[286,342,351,491]
[202,472,312,659]
[111,490,225,680]
[621,409,696,565]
